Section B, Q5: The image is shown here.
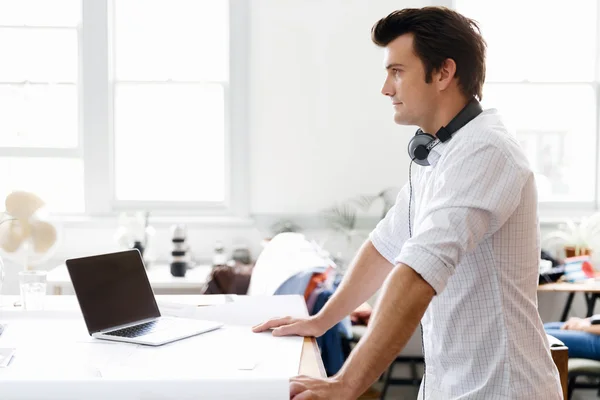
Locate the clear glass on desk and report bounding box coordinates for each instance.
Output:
[19,270,47,310]
[0,255,4,296]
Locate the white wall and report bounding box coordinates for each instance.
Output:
[249,0,428,214]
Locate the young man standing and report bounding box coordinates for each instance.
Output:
[254,7,562,399]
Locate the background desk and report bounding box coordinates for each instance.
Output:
[538,281,600,321]
[47,264,213,295]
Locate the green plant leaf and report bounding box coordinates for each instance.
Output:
[350,195,377,211]
[323,202,357,233]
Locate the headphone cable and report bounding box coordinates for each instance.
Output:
[408,137,441,399]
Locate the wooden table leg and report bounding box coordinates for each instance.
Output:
[550,345,568,400]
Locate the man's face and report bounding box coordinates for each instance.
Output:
[381,33,438,129]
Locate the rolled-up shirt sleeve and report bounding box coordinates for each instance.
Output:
[395,142,529,295]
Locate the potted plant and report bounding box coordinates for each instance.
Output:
[322,187,398,272]
[543,213,600,259]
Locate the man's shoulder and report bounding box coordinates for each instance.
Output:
[450,109,530,168]
[459,109,516,147]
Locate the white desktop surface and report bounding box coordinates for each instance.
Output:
[0,295,307,400]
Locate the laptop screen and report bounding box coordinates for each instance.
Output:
[66,249,160,334]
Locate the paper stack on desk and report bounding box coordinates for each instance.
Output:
[0,295,307,400]
[158,293,309,325]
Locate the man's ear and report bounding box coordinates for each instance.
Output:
[436,58,457,91]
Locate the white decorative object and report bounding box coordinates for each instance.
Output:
[0,191,58,271]
[0,255,4,295]
[170,224,190,277]
[113,211,156,266]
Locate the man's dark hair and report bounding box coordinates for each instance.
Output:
[371,7,486,100]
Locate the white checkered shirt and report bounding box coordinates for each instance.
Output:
[370,109,563,399]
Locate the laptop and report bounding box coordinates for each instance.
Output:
[66,249,223,346]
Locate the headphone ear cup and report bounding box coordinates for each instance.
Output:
[407,132,435,166]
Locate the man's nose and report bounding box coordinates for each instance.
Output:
[381,78,395,97]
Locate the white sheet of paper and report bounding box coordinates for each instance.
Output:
[157,301,199,318]
[0,348,15,367]
[179,295,309,327]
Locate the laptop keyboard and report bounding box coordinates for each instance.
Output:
[105,319,173,338]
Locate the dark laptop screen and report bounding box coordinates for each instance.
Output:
[66,249,160,334]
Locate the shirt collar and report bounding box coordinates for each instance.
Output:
[426,139,447,167]
[422,108,491,167]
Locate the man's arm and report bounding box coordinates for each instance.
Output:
[582,325,600,334]
[252,239,393,336]
[334,263,435,398]
[313,240,394,331]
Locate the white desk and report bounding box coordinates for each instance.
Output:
[47,263,213,295]
[0,294,325,399]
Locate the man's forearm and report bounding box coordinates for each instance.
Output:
[582,325,600,335]
[314,240,393,330]
[335,263,435,398]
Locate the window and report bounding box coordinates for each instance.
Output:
[454,0,599,209]
[113,0,228,204]
[0,0,84,212]
[0,0,246,216]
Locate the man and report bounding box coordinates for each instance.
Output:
[253,7,562,399]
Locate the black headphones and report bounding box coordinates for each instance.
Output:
[407,98,483,166]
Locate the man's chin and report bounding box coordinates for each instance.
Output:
[393,113,411,126]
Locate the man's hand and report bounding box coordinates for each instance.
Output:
[562,317,591,331]
[289,375,353,400]
[350,302,372,326]
[252,316,327,337]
